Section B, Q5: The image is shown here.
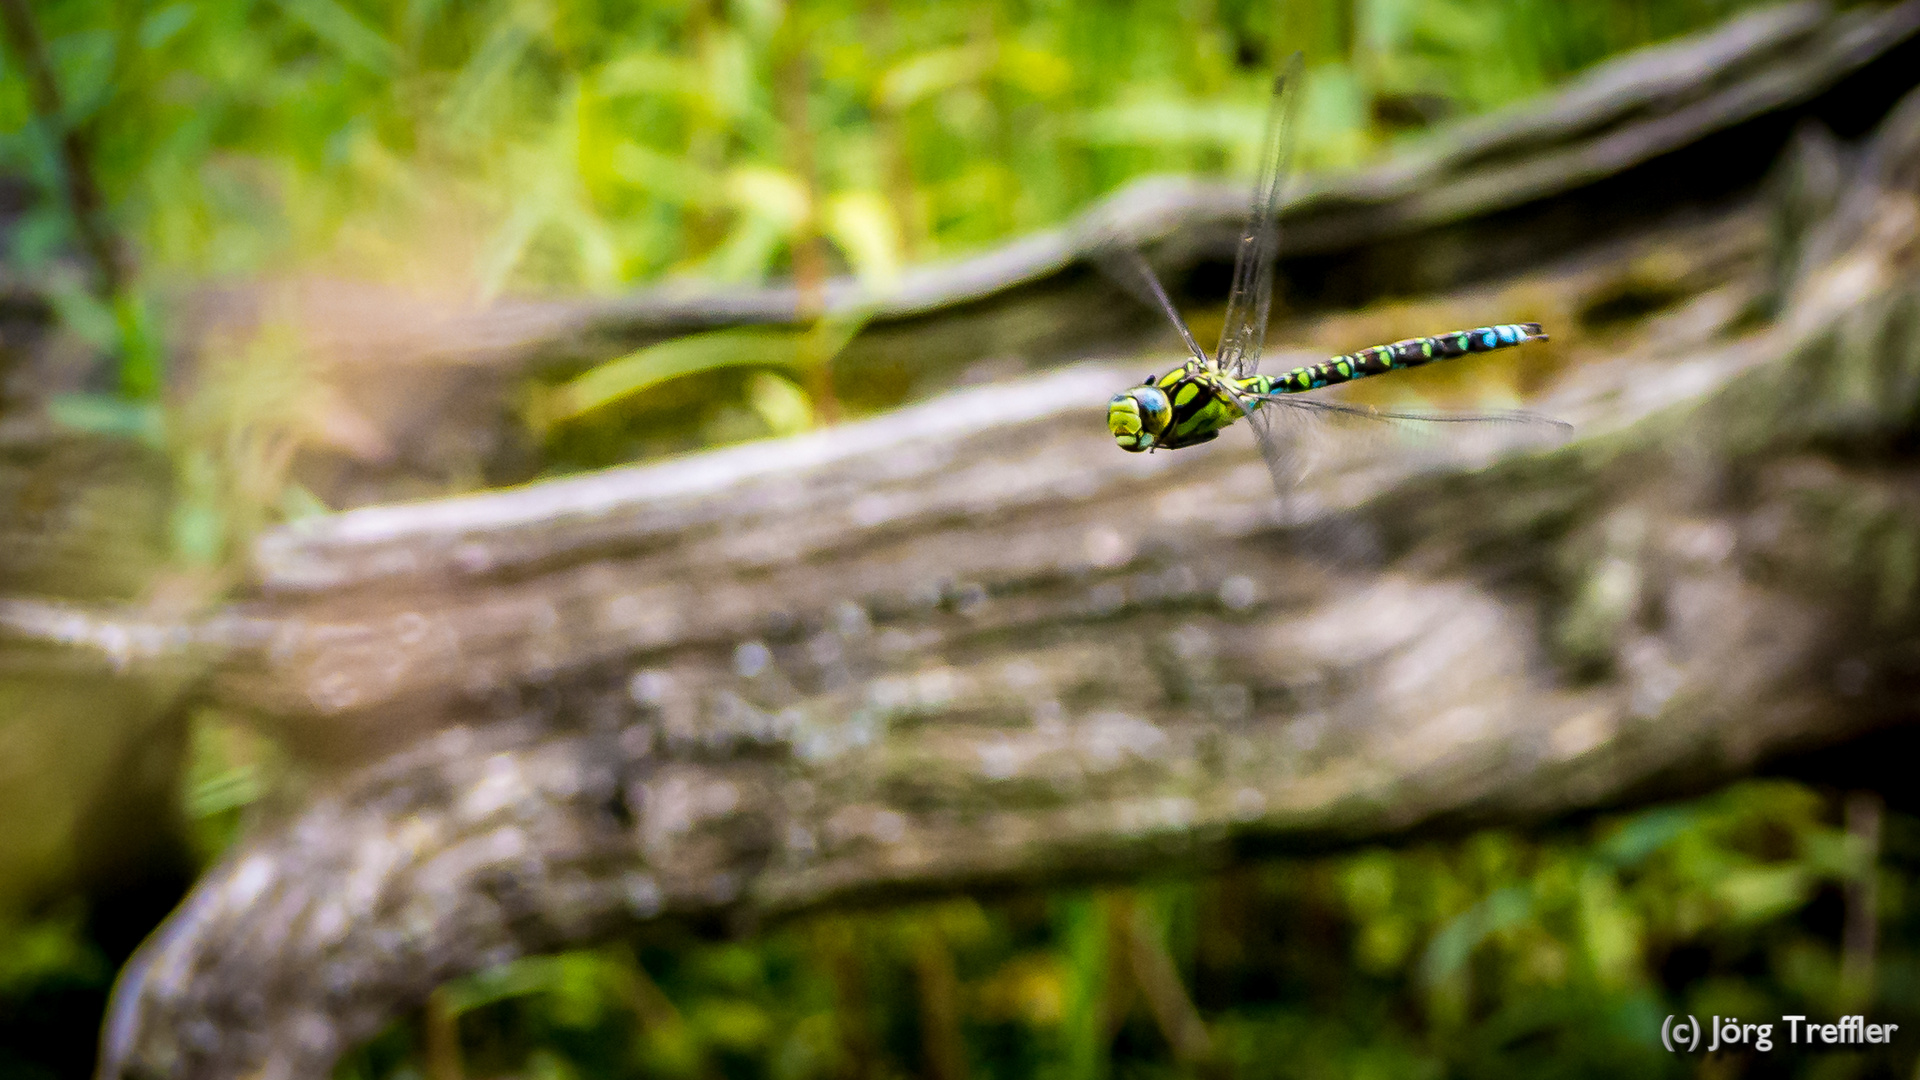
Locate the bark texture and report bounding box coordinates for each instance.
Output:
[25,7,1917,1079]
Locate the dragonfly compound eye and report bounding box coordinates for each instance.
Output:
[1108,386,1171,452]
[1133,386,1171,432]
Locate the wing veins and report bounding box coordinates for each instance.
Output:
[1216,51,1302,380]
[1094,246,1209,368]
[1260,395,1573,431]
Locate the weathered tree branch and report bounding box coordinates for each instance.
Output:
[87,66,1920,1079]
[256,0,1920,507]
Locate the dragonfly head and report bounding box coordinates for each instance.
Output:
[1108,384,1172,452]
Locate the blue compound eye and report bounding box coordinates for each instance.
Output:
[1134,386,1171,431]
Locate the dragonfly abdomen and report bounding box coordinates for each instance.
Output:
[1263,323,1545,394]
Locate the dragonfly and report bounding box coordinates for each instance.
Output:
[1104,53,1567,498]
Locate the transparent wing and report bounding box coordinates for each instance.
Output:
[1215,52,1302,380]
[1274,397,1572,433]
[1245,397,1310,514]
[1089,244,1209,368]
[1244,392,1570,507]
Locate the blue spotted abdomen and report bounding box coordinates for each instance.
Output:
[1262,323,1546,394]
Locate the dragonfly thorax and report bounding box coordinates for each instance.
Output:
[1107,383,1172,452]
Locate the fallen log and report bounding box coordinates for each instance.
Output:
[218,0,1920,504]
[83,64,1920,1080]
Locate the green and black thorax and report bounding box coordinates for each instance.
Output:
[1107,361,1257,453]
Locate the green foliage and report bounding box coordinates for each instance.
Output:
[2,0,1780,290]
[181,710,276,860]
[0,910,108,997]
[328,782,1919,1080]
[6,0,1781,455]
[549,316,862,426]
[0,907,115,1080]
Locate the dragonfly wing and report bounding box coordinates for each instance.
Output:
[1245,395,1312,512]
[1215,52,1302,380]
[1089,244,1209,368]
[1238,394,1569,540]
[1272,396,1572,434]
[1255,394,1571,479]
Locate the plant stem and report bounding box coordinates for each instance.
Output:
[775,14,842,423]
[0,0,161,397]
[0,0,126,298]
[1841,790,1883,1009]
[913,928,968,1080]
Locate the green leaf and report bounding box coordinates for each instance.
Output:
[44,279,120,353]
[993,42,1072,98]
[746,371,813,435]
[272,0,399,76]
[701,214,787,283]
[441,5,541,138]
[689,999,773,1052]
[554,320,860,421]
[727,164,810,229]
[594,51,699,99]
[823,190,900,287]
[47,28,117,126]
[278,482,332,521]
[876,43,994,112]
[1054,893,1108,1080]
[139,5,196,51]
[170,499,227,567]
[1421,885,1531,987]
[610,140,726,209]
[0,913,109,992]
[1714,867,1810,925]
[186,764,261,820]
[114,289,163,399]
[1074,95,1267,150]
[1598,805,1695,869]
[438,953,610,1017]
[46,393,165,446]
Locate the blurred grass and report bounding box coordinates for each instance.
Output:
[4,0,1786,293]
[317,781,1918,1080]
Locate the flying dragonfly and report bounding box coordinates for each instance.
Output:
[1104,53,1568,499]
